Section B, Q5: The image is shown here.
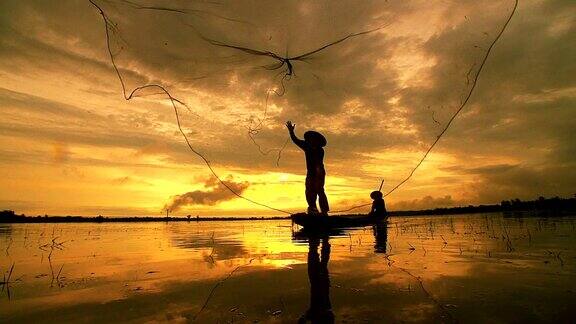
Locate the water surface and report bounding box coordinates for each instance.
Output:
[1,213,575,323]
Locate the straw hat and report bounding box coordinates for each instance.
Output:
[304,130,327,147]
[370,191,383,199]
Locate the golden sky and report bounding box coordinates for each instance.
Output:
[0,0,574,216]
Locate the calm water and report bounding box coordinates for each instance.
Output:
[1,213,575,323]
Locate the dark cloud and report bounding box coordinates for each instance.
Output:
[390,195,461,211]
[165,176,249,212]
[471,163,576,202]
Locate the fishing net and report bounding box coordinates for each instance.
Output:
[88,0,518,214]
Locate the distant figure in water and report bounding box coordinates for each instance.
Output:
[369,191,387,218]
[286,121,329,215]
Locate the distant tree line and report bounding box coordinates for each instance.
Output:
[500,196,576,212]
[389,195,576,217]
[1,195,575,223]
[0,210,289,223]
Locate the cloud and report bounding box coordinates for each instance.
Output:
[389,195,461,211]
[165,177,249,212]
[469,163,576,203]
[51,142,70,163]
[0,0,575,215]
[110,176,152,186]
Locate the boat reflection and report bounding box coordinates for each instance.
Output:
[294,222,388,323]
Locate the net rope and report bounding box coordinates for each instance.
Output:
[89,0,519,215]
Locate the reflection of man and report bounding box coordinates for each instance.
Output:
[299,237,334,323]
[373,223,388,254]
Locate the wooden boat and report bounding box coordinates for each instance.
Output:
[291,212,386,229]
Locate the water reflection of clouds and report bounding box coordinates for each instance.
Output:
[171,232,248,260]
[167,222,310,270]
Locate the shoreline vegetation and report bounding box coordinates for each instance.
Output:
[1,196,575,224]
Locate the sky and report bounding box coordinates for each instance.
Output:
[0,0,574,217]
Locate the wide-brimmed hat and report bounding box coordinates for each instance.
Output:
[370,191,383,199]
[304,131,327,147]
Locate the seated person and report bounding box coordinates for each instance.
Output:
[369,191,387,218]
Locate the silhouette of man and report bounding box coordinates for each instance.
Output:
[299,236,334,323]
[286,121,329,215]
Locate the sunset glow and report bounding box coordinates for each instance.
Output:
[0,0,574,216]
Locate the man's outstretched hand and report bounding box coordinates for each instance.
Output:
[285,121,295,132]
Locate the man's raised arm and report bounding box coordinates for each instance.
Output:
[286,121,306,149]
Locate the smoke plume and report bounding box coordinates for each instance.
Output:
[165,177,249,212]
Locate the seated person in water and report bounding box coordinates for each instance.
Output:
[286,121,329,216]
[369,191,387,218]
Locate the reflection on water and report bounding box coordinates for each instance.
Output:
[1,213,575,323]
[373,223,388,254]
[299,235,333,324]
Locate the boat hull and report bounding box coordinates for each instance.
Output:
[291,213,386,229]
